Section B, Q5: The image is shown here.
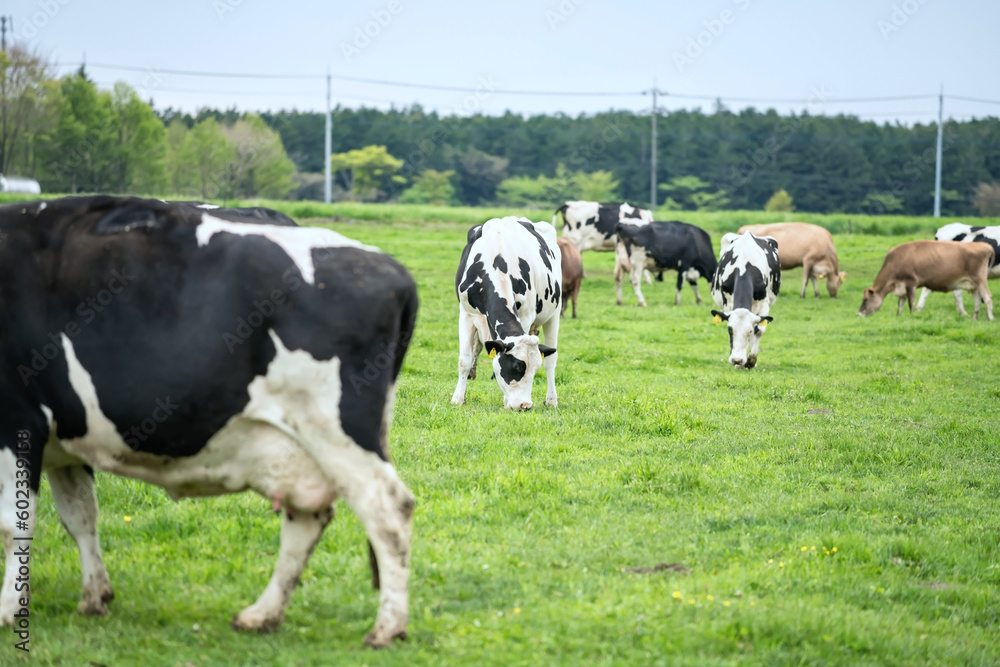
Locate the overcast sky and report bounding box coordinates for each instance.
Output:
[7,0,999,123]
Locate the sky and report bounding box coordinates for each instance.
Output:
[5,0,999,123]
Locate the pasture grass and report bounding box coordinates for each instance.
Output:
[9,216,1000,665]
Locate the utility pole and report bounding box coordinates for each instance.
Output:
[324,67,332,204]
[643,81,666,210]
[933,84,943,218]
[1,16,11,52]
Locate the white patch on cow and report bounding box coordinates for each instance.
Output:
[38,202,47,211]
[196,213,380,285]
[0,448,35,627]
[40,404,53,430]
[55,330,412,643]
[196,203,220,209]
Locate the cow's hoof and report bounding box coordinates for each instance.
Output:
[77,598,109,616]
[232,608,283,633]
[364,629,407,649]
[545,397,558,407]
[638,302,648,308]
[450,396,465,406]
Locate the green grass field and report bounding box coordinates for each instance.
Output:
[10,212,1000,665]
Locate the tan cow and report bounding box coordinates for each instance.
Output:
[858,240,994,320]
[557,236,583,318]
[737,222,845,298]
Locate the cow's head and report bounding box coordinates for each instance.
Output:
[858,287,883,316]
[825,271,847,297]
[484,335,556,411]
[712,309,773,369]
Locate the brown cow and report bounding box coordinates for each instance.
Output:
[738,222,845,298]
[557,237,583,318]
[858,240,994,320]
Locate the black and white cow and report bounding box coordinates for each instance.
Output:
[710,232,781,369]
[553,200,653,252]
[915,222,1000,314]
[0,196,417,647]
[614,221,718,307]
[452,216,560,410]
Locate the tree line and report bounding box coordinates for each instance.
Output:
[3,44,1000,215]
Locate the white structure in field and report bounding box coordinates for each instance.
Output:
[0,174,41,194]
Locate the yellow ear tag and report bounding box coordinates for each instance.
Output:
[488,348,497,359]
[759,320,768,329]
[713,314,722,324]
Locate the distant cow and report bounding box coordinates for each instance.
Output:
[614,221,717,307]
[557,237,583,318]
[0,196,417,647]
[915,223,1000,314]
[452,217,561,410]
[554,200,653,252]
[710,232,781,368]
[859,240,994,320]
[737,222,844,298]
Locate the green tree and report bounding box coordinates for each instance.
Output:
[0,44,56,177]
[573,170,620,201]
[399,169,457,205]
[860,192,903,214]
[180,117,234,199]
[220,114,296,199]
[658,175,729,211]
[452,147,509,205]
[110,82,166,193]
[765,188,795,212]
[47,68,117,192]
[330,145,405,201]
[165,118,189,194]
[973,182,1000,216]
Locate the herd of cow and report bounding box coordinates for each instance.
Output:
[0,195,996,648]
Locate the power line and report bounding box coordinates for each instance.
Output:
[948,94,1000,106]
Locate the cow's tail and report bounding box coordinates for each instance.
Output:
[552,203,569,228]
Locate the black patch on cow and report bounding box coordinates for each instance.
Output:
[516,219,554,271]
[552,280,561,303]
[519,258,531,286]
[953,232,967,241]
[493,255,508,273]
[970,226,985,233]
[536,297,543,314]
[497,351,527,385]
[728,327,734,354]
[511,276,527,295]
[94,204,167,235]
[594,203,650,240]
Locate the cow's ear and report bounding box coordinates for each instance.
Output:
[760,315,774,323]
[711,309,729,323]
[485,340,505,359]
[539,344,557,358]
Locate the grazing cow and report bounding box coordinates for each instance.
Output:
[859,240,994,320]
[0,196,418,648]
[915,223,1000,314]
[737,222,845,298]
[614,221,717,307]
[557,237,584,318]
[710,232,781,368]
[452,217,560,410]
[553,200,653,252]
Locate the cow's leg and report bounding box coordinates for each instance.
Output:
[915,287,931,312]
[468,335,482,381]
[451,309,477,405]
[46,465,114,616]
[953,290,968,316]
[571,286,578,318]
[644,270,653,285]
[800,264,811,298]
[614,244,627,306]
[542,315,560,407]
[675,271,684,306]
[982,283,994,321]
[0,451,37,627]
[896,297,905,316]
[232,504,334,632]
[627,248,648,307]
[906,284,916,313]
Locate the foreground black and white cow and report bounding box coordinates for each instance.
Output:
[915,222,1000,314]
[553,200,653,252]
[614,221,718,307]
[710,232,781,368]
[452,216,560,410]
[0,196,417,647]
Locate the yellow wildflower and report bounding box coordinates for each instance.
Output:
[124,516,132,523]
[672,591,682,599]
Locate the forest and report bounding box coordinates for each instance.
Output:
[3,44,1000,215]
